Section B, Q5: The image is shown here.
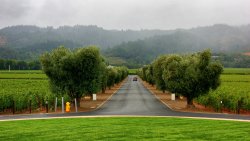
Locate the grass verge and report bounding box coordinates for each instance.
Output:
[0,117,249,141]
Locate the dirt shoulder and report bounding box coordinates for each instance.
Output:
[141,79,250,116]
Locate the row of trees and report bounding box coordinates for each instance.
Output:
[40,46,128,107]
[138,50,223,107]
[213,53,250,68]
[0,59,41,70]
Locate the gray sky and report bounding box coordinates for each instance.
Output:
[0,0,249,30]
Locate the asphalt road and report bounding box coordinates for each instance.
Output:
[0,75,249,121]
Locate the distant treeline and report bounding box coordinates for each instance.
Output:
[1,52,250,70]
[1,24,250,65]
[0,59,41,70]
[213,53,250,68]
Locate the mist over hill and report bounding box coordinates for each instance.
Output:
[0,25,170,59]
[0,24,250,68]
[106,24,250,67]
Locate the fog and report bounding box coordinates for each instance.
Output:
[0,0,249,30]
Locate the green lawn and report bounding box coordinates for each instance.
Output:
[0,117,249,141]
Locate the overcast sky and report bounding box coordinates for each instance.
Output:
[0,0,249,30]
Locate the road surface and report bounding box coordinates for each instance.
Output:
[0,75,249,121]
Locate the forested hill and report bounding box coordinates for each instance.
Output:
[0,25,170,59]
[0,24,250,67]
[106,24,250,67]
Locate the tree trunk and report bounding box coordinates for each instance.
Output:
[186,96,195,108]
[76,97,81,107]
[89,94,93,100]
[102,87,106,94]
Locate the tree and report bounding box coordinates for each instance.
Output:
[142,66,148,81]
[106,66,128,89]
[145,64,155,86]
[17,61,28,70]
[162,50,223,107]
[153,56,168,93]
[28,60,41,70]
[40,46,103,107]
[100,61,108,93]
[107,67,117,89]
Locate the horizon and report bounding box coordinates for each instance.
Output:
[1,0,250,30]
[1,23,249,31]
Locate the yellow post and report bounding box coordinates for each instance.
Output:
[66,102,70,112]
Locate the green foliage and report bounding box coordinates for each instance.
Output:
[128,69,138,75]
[40,46,128,106]
[107,67,117,89]
[106,66,128,89]
[75,47,103,95]
[107,25,250,68]
[0,70,43,74]
[214,53,250,68]
[0,72,47,79]
[223,68,250,75]
[40,46,103,104]
[2,25,250,69]
[140,65,155,86]
[0,79,62,112]
[161,54,183,94]
[0,59,41,70]
[221,74,250,82]
[162,50,223,105]
[196,78,250,112]
[100,61,108,93]
[0,59,128,112]
[140,50,223,106]
[0,25,169,60]
[153,56,168,92]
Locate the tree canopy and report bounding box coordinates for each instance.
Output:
[139,50,223,107]
[40,46,128,107]
[40,46,103,105]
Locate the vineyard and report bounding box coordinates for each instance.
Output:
[0,79,59,113]
[1,67,250,114]
[0,47,129,114]
[222,68,250,75]
[0,70,47,79]
[0,66,128,114]
[196,69,250,113]
[220,75,250,82]
[0,70,70,113]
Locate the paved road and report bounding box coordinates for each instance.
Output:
[0,75,249,121]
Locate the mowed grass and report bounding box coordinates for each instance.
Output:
[0,117,249,141]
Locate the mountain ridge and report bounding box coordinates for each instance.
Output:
[0,24,249,66]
